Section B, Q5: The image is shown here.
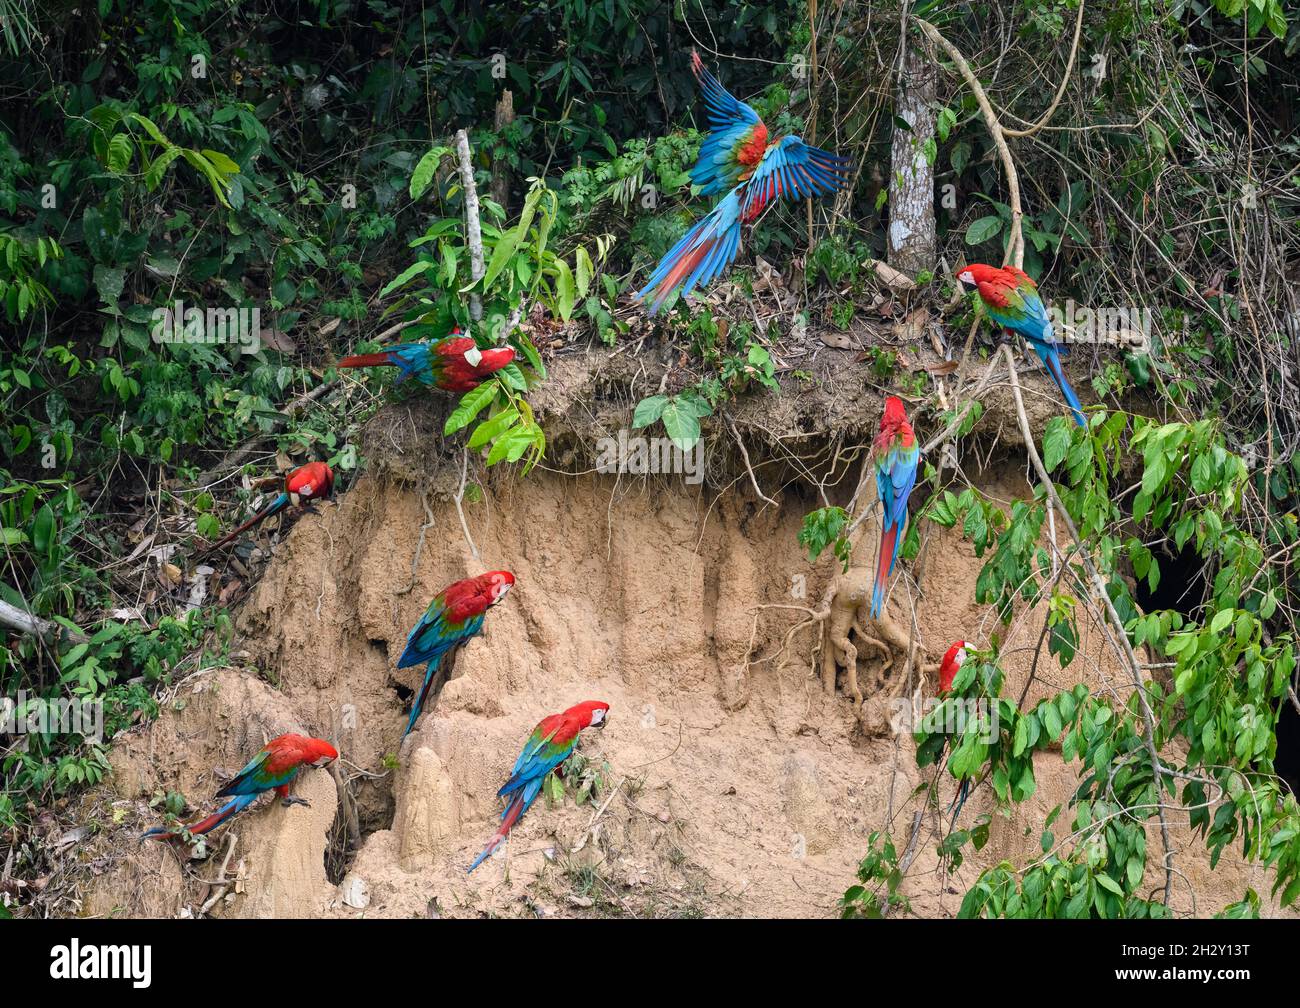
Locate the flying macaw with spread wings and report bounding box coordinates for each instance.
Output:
[398,571,515,736]
[203,461,334,554]
[142,733,338,841]
[468,700,610,873]
[871,396,920,619]
[958,263,1086,426]
[637,51,851,313]
[337,333,515,393]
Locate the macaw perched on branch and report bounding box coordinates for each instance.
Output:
[468,700,610,873]
[204,461,334,554]
[337,333,515,393]
[399,571,515,736]
[958,263,1086,426]
[142,733,338,841]
[636,50,851,314]
[870,396,920,619]
[935,640,974,829]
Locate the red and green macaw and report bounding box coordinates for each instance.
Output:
[399,571,515,736]
[337,333,515,393]
[142,733,338,841]
[958,263,1086,426]
[871,396,920,618]
[935,640,974,828]
[637,50,850,314]
[468,700,610,873]
[204,461,334,553]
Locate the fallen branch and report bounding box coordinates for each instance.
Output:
[0,599,88,644]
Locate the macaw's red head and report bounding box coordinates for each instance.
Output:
[441,570,515,622]
[568,700,611,730]
[287,461,334,501]
[481,570,514,606]
[305,737,339,767]
[956,262,1000,293]
[474,346,516,376]
[938,640,968,695]
[881,395,910,432]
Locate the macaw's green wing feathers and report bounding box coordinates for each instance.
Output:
[398,594,485,669]
[215,748,275,797]
[742,138,850,217]
[498,722,572,800]
[978,276,1054,345]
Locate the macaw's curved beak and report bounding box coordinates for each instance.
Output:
[595,714,608,729]
[958,278,977,293]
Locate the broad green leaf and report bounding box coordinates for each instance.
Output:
[632,395,668,428]
[444,381,499,435]
[409,146,450,200]
[965,215,1003,245]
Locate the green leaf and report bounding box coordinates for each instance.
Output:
[379,260,433,298]
[965,215,1003,245]
[93,265,126,305]
[200,149,240,176]
[31,503,55,554]
[467,408,519,450]
[444,382,499,435]
[554,259,576,322]
[1043,418,1071,471]
[410,146,451,200]
[105,133,133,173]
[632,395,668,429]
[660,399,702,451]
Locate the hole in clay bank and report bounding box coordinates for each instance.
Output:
[1131,543,1206,619]
[1275,700,1300,800]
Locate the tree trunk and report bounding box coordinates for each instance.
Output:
[491,90,514,216]
[887,41,937,277]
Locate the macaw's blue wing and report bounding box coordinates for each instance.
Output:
[215,748,281,797]
[742,137,850,216]
[690,56,765,196]
[984,288,1086,426]
[498,725,573,801]
[983,285,1055,346]
[397,596,485,670]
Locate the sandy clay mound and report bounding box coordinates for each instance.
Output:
[70,362,1286,919]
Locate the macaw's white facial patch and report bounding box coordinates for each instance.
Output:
[464,346,483,367]
[589,708,605,725]
[300,483,314,496]
[958,270,974,285]
[493,581,511,603]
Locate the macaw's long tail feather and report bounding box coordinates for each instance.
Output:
[636,191,743,315]
[467,790,530,873]
[947,778,972,833]
[203,493,290,553]
[1043,351,1087,426]
[337,351,396,369]
[871,525,898,619]
[403,651,454,737]
[140,793,257,842]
